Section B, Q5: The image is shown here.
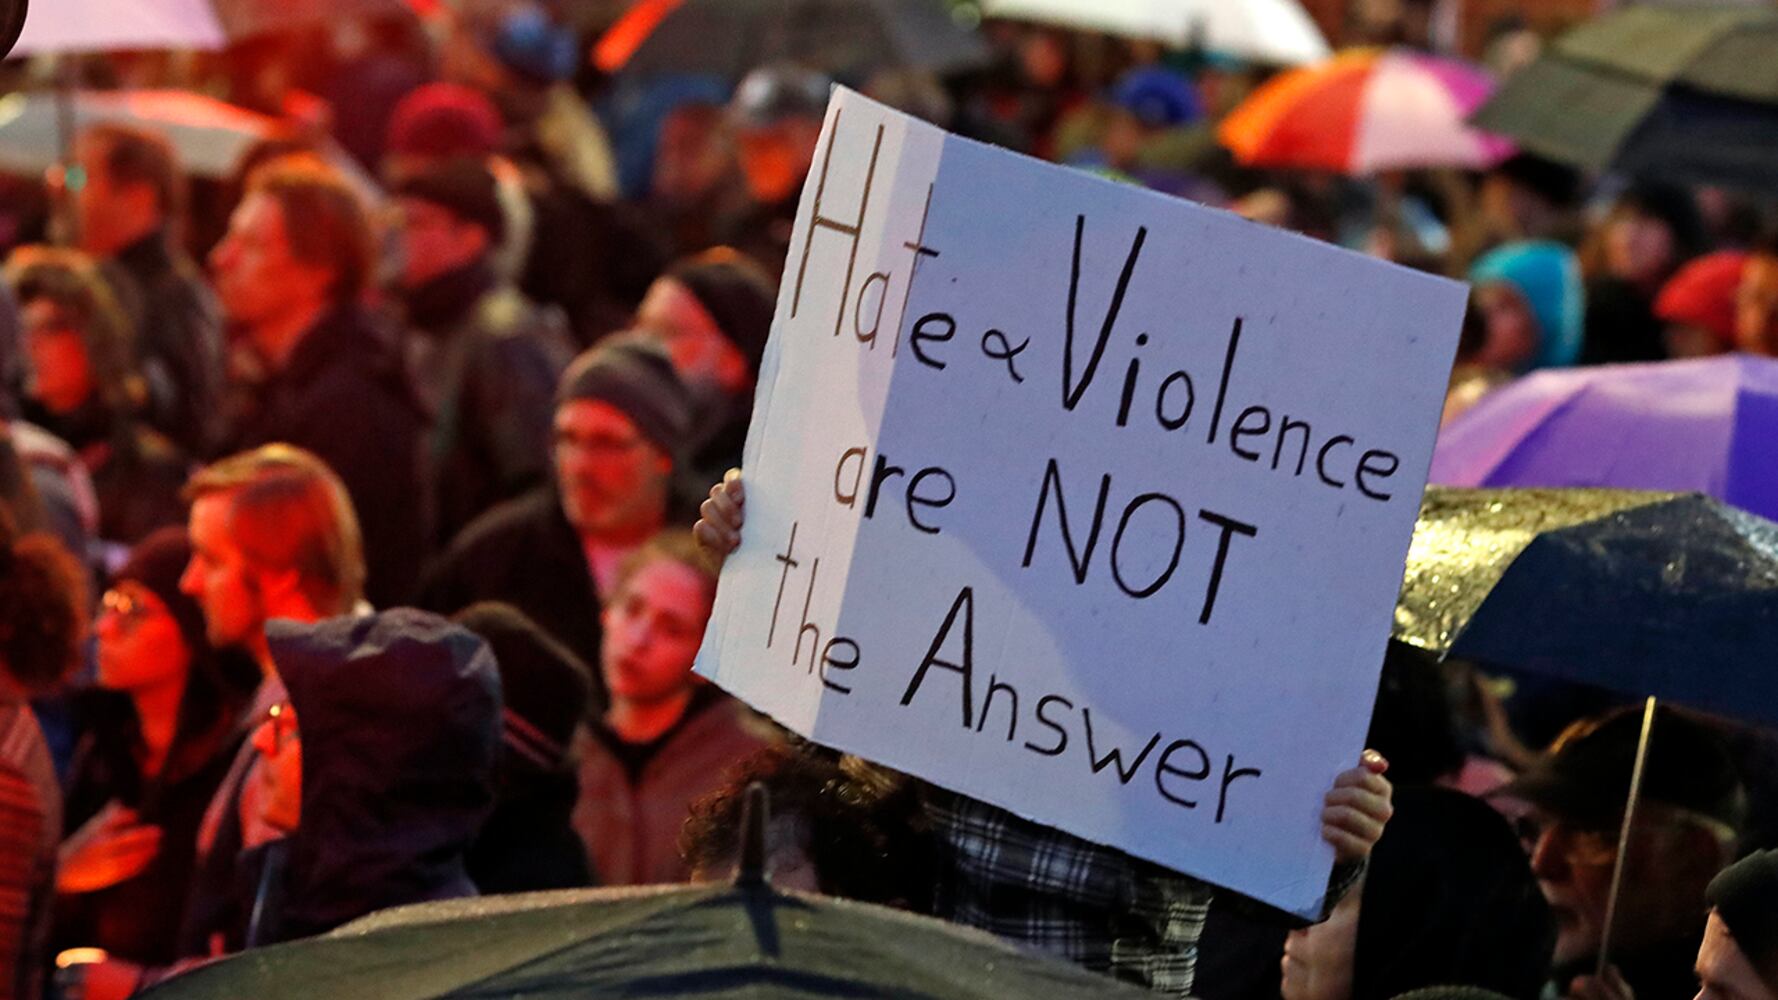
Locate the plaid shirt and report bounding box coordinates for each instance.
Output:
[925,791,1212,997]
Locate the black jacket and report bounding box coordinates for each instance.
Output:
[268,610,500,942]
[55,686,244,965]
[403,260,574,547]
[417,488,605,704]
[105,230,225,456]
[223,306,432,607]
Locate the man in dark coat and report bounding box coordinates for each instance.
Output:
[418,340,692,699]
[393,158,575,546]
[76,123,225,456]
[210,157,432,607]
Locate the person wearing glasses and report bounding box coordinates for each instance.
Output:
[1491,706,1746,1000]
[54,528,254,968]
[419,339,695,705]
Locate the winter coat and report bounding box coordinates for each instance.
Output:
[104,230,225,456]
[467,766,591,894]
[418,489,605,701]
[402,260,574,547]
[221,306,432,607]
[571,692,774,886]
[0,701,58,1000]
[268,610,500,942]
[54,686,244,966]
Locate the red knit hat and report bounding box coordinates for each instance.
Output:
[386,84,503,160]
[1655,250,1748,348]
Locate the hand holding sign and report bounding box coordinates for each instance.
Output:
[696,88,1462,917]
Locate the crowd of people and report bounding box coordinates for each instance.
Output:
[0,2,1774,999]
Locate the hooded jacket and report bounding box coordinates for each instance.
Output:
[267,609,501,942]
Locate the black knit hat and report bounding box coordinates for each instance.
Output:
[453,601,593,771]
[1707,849,1778,988]
[395,157,506,243]
[114,527,206,657]
[555,339,694,456]
[667,250,777,377]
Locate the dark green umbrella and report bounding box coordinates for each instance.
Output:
[141,790,1150,1000]
[1471,6,1778,191]
[1395,486,1778,731]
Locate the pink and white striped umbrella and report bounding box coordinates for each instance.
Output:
[1220,48,1516,175]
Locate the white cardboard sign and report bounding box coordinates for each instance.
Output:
[696,88,1466,918]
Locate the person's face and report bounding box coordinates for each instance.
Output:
[209,193,328,328]
[1475,283,1539,370]
[1605,210,1677,286]
[250,702,301,833]
[180,493,266,650]
[637,278,750,394]
[74,135,133,258]
[553,400,673,541]
[652,109,731,202]
[736,119,820,205]
[1522,806,1703,967]
[1696,911,1778,1000]
[95,583,191,694]
[601,558,713,705]
[1736,254,1778,356]
[395,197,485,290]
[20,299,97,414]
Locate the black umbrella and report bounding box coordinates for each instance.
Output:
[142,787,1150,1000]
[596,0,990,82]
[1396,485,1778,979]
[1396,486,1778,730]
[1470,6,1778,192]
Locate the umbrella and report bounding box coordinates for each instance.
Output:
[1395,485,1778,731]
[1470,6,1778,192]
[1395,483,1778,978]
[595,0,989,81]
[1218,47,1513,174]
[0,89,380,194]
[10,0,413,55]
[980,0,1328,66]
[141,793,1152,1000]
[1430,356,1778,524]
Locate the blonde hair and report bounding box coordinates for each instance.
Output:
[185,444,365,615]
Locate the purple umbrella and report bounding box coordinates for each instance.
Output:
[1431,355,1778,521]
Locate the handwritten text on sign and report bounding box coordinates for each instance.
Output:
[696,89,1466,918]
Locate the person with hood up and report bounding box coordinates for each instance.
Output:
[245,608,501,945]
[1467,241,1585,375]
[1654,251,1745,358]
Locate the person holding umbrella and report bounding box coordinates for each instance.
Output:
[1491,706,1745,1000]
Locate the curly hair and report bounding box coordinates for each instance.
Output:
[0,504,87,692]
[681,741,934,910]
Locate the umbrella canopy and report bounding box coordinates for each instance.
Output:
[1470,6,1778,191]
[1430,356,1778,524]
[596,0,989,81]
[979,0,1329,66]
[1219,47,1513,174]
[1396,486,1778,730]
[11,0,411,55]
[139,882,1156,999]
[0,89,376,185]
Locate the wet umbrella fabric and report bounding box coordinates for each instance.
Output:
[138,882,1155,999]
[1430,356,1778,523]
[1470,6,1778,191]
[1395,486,1778,730]
[597,0,988,81]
